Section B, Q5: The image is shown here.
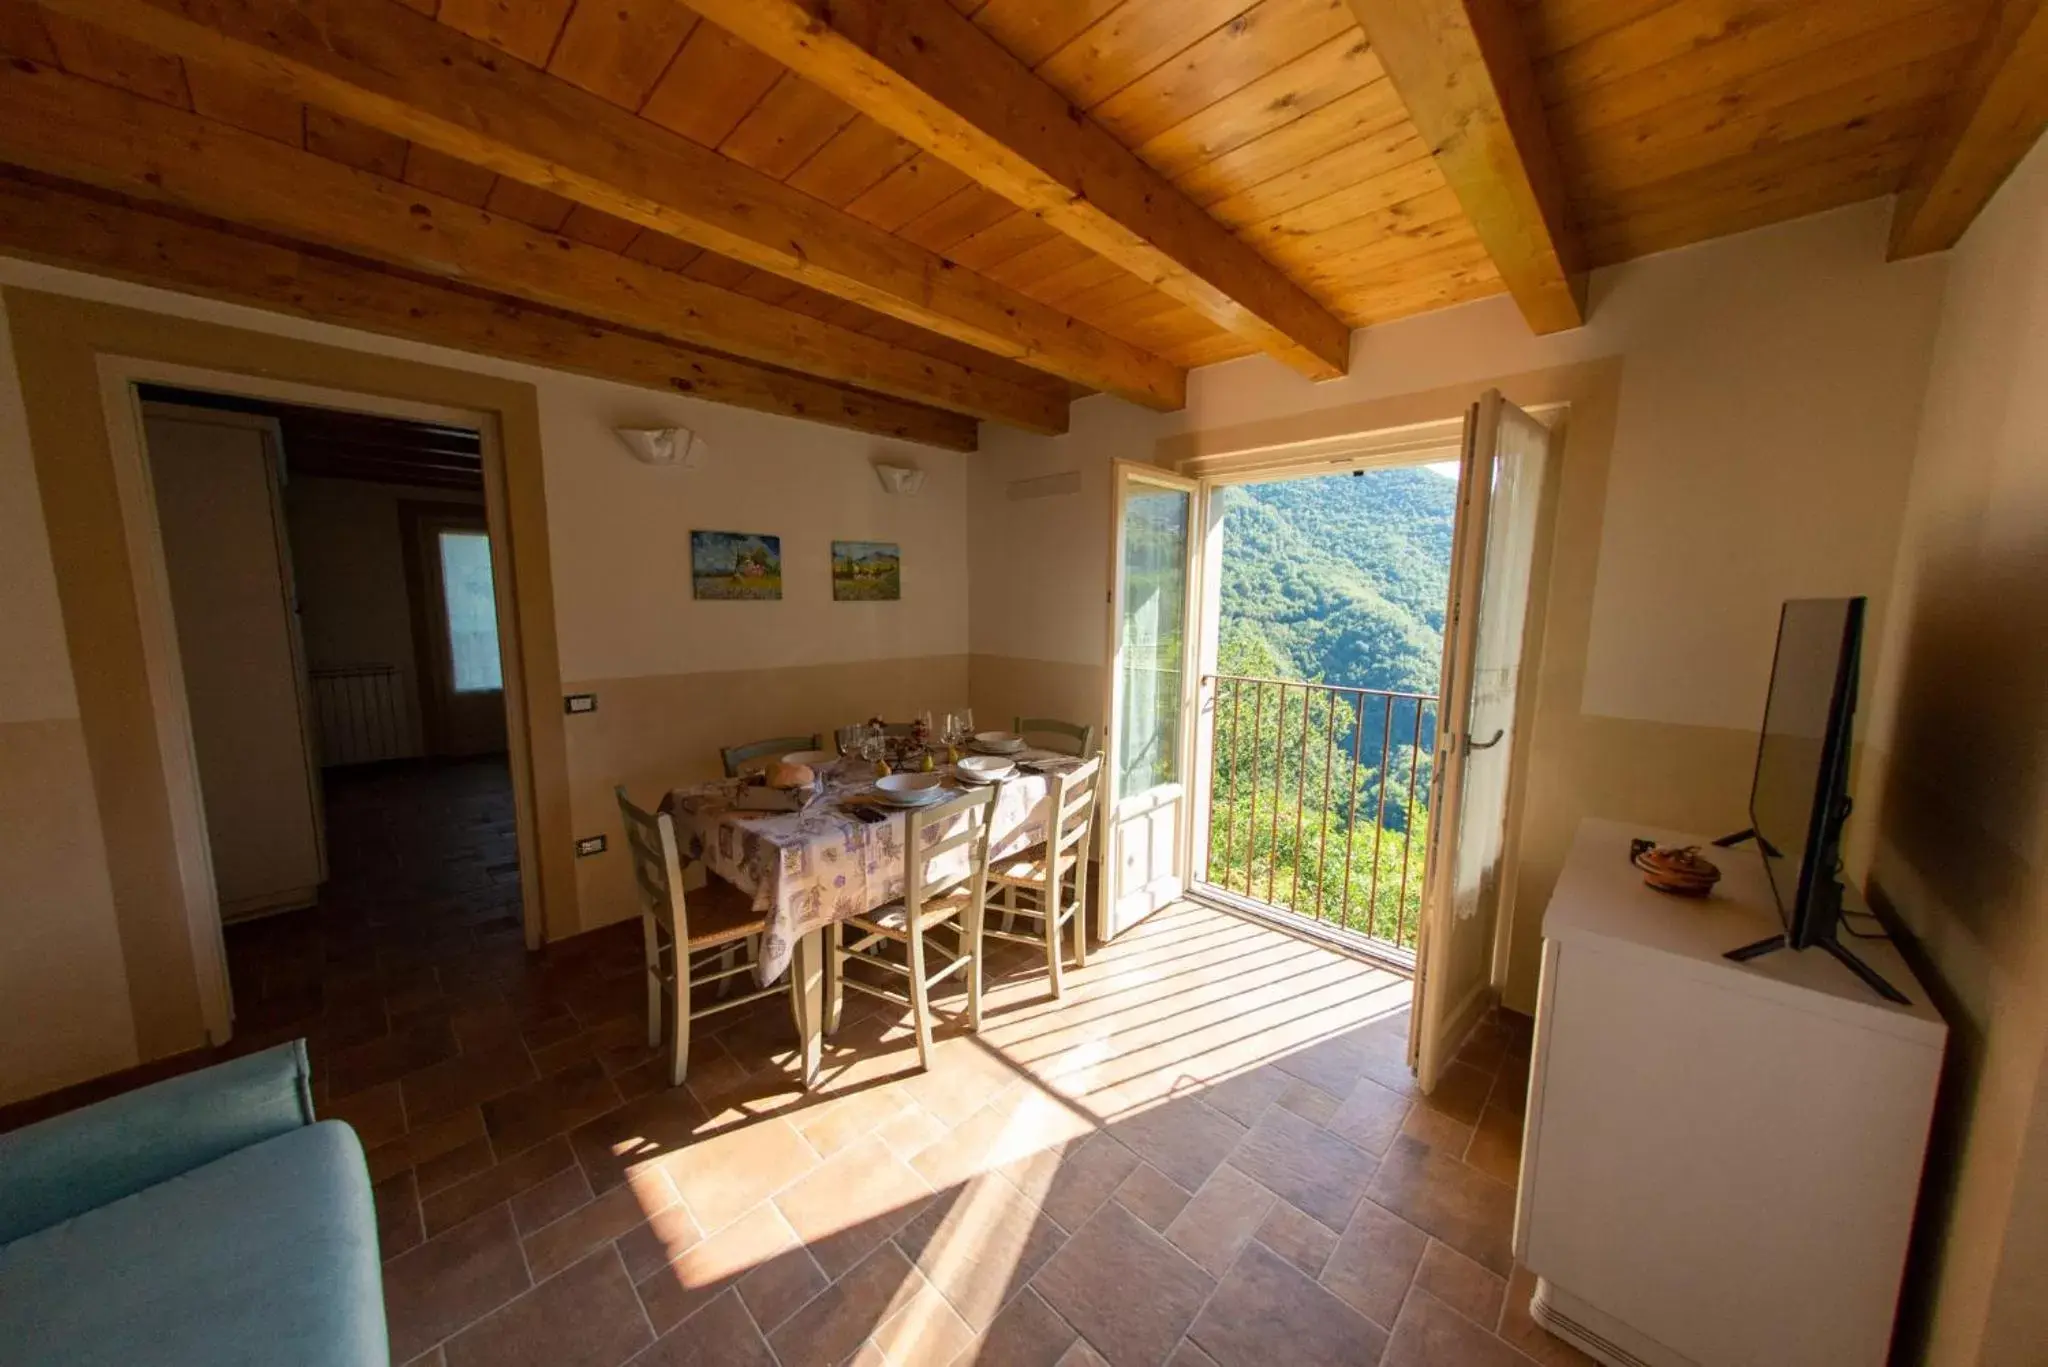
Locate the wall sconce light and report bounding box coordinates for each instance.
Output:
[874,463,925,496]
[615,427,706,469]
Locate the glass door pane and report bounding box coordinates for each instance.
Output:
[1118,486,1191,801]
[437,529,502,693]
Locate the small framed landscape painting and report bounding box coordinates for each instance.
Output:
[691,531,782,600]
[832,540,901,601]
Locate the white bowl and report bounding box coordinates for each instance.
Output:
[972,731,1025,753]
[956,755,1017,783]
[874,772,946,805]
[782,749,837,768]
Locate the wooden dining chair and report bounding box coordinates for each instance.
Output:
[721,733,824,778]
[986,755,1103,998]
[1014,716,1095,757]
[615,786,801,1087]
[823,786,997,1071]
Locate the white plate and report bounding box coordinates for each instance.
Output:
[956,756,1016,783]
[971,731,1025,754]
[782,749,837,768]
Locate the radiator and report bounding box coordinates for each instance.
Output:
[311,664,410,767]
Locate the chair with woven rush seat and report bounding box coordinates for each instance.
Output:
[823,785,997,1071]
[1013,716,1094,757]
[721,733,824,777]
[987,754,1103,999]
[615,786,801,1088]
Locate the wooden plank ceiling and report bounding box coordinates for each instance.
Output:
[0,0,2025,449]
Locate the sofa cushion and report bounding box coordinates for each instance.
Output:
[0,1120,387,1367]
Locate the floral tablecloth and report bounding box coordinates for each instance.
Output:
[666,750,1074,984]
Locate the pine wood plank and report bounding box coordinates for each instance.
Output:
[0,172,979,449]
[785,116,921,207]
[185,63,303,144]
[1134,29,1380,181]
[1171,76,1411,205]
[546,0,698,110]
[639,18,785,147]
[0,57,1069,431]
[1538,0,1960,96]
[1547,0,1977,133]
[1208,128,1435,229]
[842,152,973,230]
[304,108,409,178]
[38,0,1185,407]
[1035,0,1255,110]
[1563,49,1966,196]
[403,143,499,206]
[693,0,1354,377]
[1344,0,1584,331]
[897,185,1017,254]
[1088,0,1358,149]
[1891,0,2048,255]
[969,0,1123,68]
[41,10,188,104]
[717,71,861,180]
[483,176,578,231]
[557,203,643,253]
[0,0,56,61]
[435,0,576,66]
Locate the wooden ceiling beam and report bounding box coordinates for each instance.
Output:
[0,173,980,451]
[688,0,1354,381]
[1342,0,1586,333]
[1890,0,2048,258]
[0,58,1061,432]
[33,0,1184,411]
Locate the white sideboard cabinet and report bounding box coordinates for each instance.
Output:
[1514,819,1945,1367]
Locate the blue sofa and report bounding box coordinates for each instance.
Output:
[0,1041,388,1366]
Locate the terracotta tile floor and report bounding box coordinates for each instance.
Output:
[78,761,1598,1367]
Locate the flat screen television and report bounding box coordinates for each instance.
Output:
[1718,596,1908,1004]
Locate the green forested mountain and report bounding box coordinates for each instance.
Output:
[1216,467,1456,693]
[1203,467,1457,947]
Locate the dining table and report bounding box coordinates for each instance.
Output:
[664,746,1086,1082]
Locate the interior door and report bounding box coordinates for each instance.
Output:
[1410,392,1554,1090]
[407,508,511,757]
[1101,461,1202,940]
[147,403,326,919]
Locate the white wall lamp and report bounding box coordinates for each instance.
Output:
[874,462,925,496]
[615,426,706,470]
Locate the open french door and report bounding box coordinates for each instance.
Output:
[1100,461,1203,941]
[1410,392,1554,1091]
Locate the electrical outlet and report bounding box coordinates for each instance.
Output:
[564,693,597,714]
[575,834,607,857]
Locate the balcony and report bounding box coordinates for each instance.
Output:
[1195,672,1440,967]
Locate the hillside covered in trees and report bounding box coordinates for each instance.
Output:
[1204,466,1458,948]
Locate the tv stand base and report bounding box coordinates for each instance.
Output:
[1721,932,1912,1006]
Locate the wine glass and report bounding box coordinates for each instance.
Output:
[958,707,974,742]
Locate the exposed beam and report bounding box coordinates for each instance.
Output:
[0,174,980,451]
[1343,0,1586,333]
[1890,0,2048,257]
[35,0,1185,410]
[0,58,1063,432]
[688,0,1353,381]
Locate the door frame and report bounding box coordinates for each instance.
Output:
[97,356,548,1040]
[1099,459,1205,941]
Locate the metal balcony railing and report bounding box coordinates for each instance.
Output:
[1198,673,1438,959]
